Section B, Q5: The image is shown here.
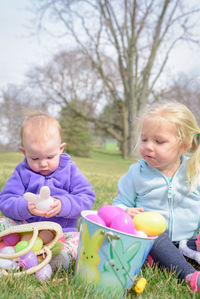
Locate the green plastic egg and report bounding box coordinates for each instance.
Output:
[15,240,29,252]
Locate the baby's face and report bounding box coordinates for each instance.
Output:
[21,131,65,176]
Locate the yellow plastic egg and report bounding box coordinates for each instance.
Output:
[31,237,43,253]
[133,212,167,236]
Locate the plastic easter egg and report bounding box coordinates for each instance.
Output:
[3,233,20,246]
[21,233,33,242]
[110,213,136,235]
[36,263,52,282]
[0,246,15,254]
[38,230,54,245]
[31,237,43,253]
[0,257,18,270]
[18,251,38,270]
[0,246,19,269]
[15,241,29,253]
[133,212,167,236]
[86,214,106,226]
[97,205,125,227]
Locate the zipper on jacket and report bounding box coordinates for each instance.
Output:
[168,181,173,240]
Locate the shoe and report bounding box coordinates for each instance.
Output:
[186,271,200,294]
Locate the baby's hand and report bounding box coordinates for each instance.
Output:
[28,202,47,217]
[44,198,62,218]
[126,207,144,218]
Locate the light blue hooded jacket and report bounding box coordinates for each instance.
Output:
[113,156,200,242]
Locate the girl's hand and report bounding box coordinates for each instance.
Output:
[44,198,62,218]
[28,202,47,217]
[126,207,144,218]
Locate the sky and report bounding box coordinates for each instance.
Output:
[0,0,59,89]
[0,0,200,90]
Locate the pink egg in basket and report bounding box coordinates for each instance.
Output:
[3,233,20,246]
[97,205,125,227]
[86,214,106,226]
[110,212,136,235]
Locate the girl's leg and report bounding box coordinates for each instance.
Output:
[150,233,200,294]
[149,232,195,280]
[62,232,80,260]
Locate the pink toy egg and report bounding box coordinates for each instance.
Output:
[36,263,52,282]
[3,233,20,246]
[110,213,136,235]
[97,205,125,227]
[38,230,54,245]
[86,214,106,226]
[18,251,38,270]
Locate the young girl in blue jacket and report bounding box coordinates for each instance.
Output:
[113,101,200,294]
[0,113,96,270]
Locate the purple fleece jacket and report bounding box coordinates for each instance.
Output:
[0,153,96,232]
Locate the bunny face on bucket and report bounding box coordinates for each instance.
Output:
[97,239,141,293]
[76,222,104,286]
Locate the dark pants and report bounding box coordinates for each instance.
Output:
[149,233,196,280]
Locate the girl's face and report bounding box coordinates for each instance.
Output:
[140,117,187,177]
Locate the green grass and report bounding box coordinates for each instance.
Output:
[0,149,199,298]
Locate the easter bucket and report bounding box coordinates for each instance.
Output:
[75,210,157,297]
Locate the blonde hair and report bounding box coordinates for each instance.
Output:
[139,101,200,188]
[21,113,62,146]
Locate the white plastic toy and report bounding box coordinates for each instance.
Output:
[179,240,200,264]
[24,186,54,211]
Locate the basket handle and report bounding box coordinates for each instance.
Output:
[0,246,52,277]
[0,227,39,259]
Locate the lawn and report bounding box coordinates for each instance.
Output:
[0,149,197,298]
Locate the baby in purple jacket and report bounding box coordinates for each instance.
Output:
[0,113,96,270]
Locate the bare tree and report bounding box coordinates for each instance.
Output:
[0,85,48,151]
[156,74,200,124]
[26,49,123,141]
[29,0,200,157]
